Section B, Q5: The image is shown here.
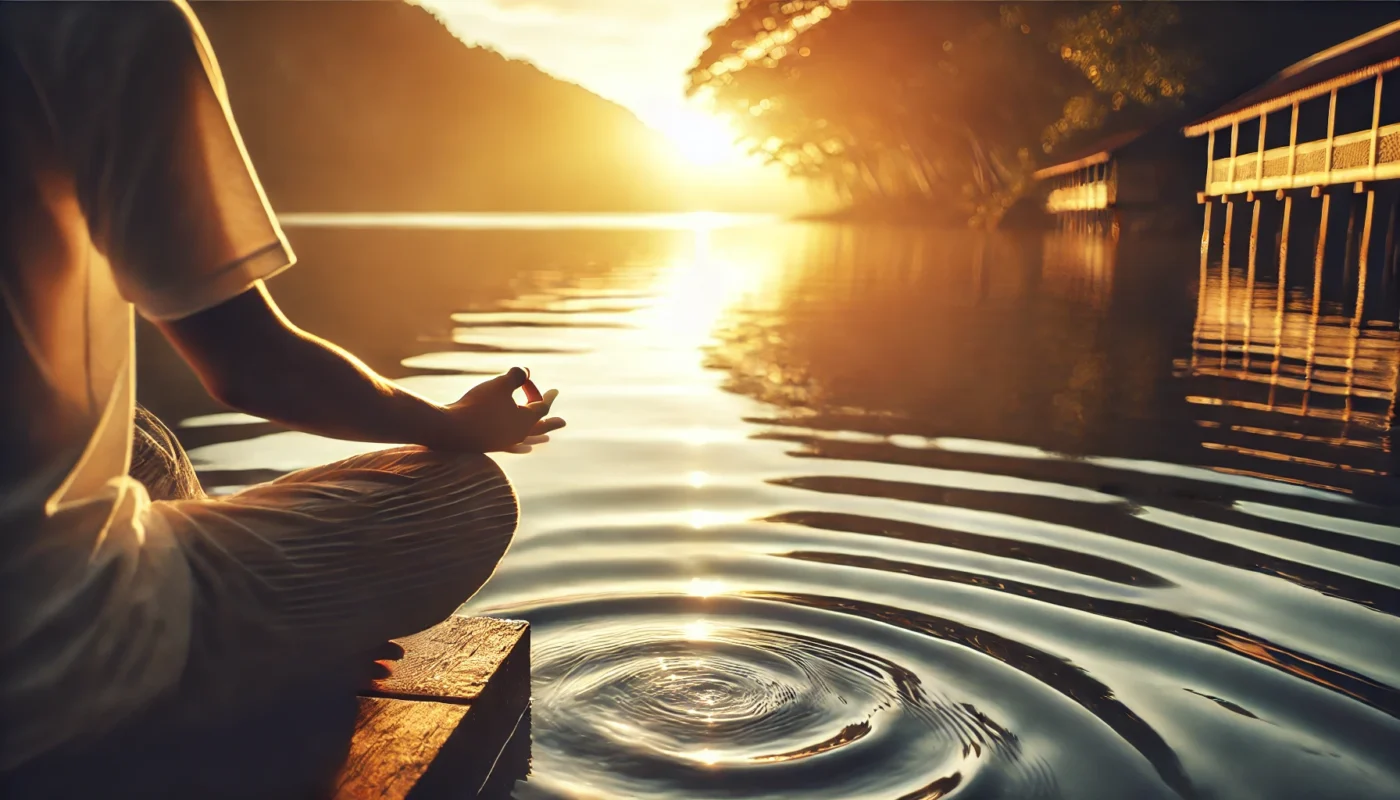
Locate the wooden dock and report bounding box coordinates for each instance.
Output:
[0,616,531,799]
[336,616,532,800]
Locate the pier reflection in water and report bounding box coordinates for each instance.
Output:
[136,214,1400,799]
[1187,191,1399,498]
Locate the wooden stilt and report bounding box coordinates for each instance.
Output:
[1357,190,1375,324]
[1269,194,1293,409]
[1384,193,1397,281]
[1193,200,1214,371]
[1302,192,1331,414]
[1221,200,1235,367]
[1342,194,1357,291]
[1244,199,1261,370]
[1342,191,1375,425]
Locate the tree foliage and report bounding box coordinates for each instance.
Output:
[688,1,1192,227]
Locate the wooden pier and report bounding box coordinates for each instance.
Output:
[1179,22,1400,499]
[1186,21,1400,198]
[1185,22,1400,324]
[0,616,531,799]
[337,616,532,800]
[1033,130,1130,235]
[1032,125,1203,235]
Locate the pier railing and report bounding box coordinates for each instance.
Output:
[1045,178,1114,212]
[1204,121,1400,196]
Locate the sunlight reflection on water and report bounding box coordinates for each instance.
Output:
[138,214,1400,800]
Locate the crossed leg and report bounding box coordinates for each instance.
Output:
[4,409,519,797]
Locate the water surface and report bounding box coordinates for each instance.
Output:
[137,213,1400,800]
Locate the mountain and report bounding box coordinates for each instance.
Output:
[192,0,692,213]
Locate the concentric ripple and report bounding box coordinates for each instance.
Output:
[518,598,1062,800]
[171,220,1400,799]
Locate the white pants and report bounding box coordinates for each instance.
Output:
[4,408,517,771]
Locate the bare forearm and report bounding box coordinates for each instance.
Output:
[158,283,557,453]
[157,284,451,448]
[220,327,448,447]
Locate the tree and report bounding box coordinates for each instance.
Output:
[688,1,1191,227]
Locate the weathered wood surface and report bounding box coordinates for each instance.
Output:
[0,617,528,799]
[333,616,531,800]
[364,616,530,704]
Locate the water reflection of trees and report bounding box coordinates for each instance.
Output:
[710,221,1398,501]
[707,225,1195,456]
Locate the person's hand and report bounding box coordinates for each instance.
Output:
[434,367,564,452]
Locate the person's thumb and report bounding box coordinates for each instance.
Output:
[483,367,529,394]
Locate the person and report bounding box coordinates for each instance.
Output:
[0,0,564,775]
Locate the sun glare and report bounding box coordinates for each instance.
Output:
[656,106,746,167]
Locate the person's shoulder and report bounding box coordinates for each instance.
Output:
[2,1,199,59]
[3,0,212,108]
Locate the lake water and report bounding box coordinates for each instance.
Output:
[136,213,1400,800]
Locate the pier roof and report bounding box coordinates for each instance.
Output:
[1184,20,1400,137]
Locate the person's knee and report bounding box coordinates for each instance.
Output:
[409,449,519,567]
[448,452,519,539]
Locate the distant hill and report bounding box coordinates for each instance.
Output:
[193,0,691,213]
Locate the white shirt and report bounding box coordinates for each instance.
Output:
[0,0,293,767]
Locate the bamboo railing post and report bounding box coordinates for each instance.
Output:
[1287,101,1300,186]
[1370,72,1384,179]
[1228,120,1241,186]
[1324,88,1338,183]
[1205,128,1216,193]
[1256,112,1268,192]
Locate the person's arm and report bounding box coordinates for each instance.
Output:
[32,1,559,452]
[155,281,562,452]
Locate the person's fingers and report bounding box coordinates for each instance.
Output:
[523,397,554,420]
[522,434,551,445]
[504,443,534,455]
[530,417,566,436]
[521,388,559,415]
[482,367,529,394]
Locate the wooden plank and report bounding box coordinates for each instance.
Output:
[334,616,531,800]
[336,698,470,799]
[365,616,529,704]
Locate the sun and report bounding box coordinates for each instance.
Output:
[654,105,748,168]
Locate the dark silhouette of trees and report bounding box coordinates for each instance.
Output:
[689,1,1398,226]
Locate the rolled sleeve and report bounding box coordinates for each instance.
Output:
[30,1,295,320]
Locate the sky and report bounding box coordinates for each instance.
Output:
[419,0,749,166]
